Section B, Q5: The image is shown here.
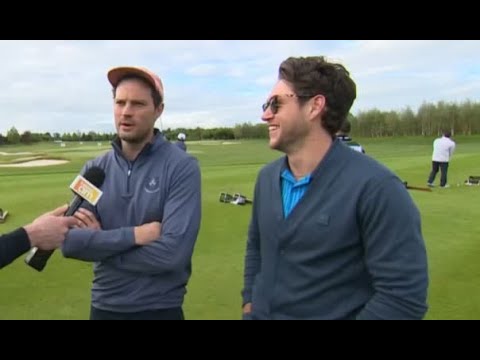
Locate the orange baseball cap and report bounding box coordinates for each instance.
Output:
[107,66,164,100]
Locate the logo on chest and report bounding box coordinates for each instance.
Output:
[145,176,160,193]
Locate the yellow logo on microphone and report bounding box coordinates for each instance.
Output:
[70,175,103,206]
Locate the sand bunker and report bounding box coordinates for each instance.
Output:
[0,151,34,156]
[0,159,69,167]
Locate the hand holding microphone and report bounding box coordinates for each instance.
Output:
[25,166,106,272]
[24,205,79,250]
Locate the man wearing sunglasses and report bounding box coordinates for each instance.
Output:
[241,56,428,320]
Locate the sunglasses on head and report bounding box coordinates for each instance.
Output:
[262,94,315,114]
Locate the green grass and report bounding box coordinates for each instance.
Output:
[0,136,479,319]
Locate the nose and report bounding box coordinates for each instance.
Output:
[121,103,133,116]
[261,106,274,122]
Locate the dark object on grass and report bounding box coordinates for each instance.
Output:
[465,176,480,186]
[403,182,432,192]
[219,192,252,205]
[0,208,9,223]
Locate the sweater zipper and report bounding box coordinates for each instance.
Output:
[112,137,154,195]
[127,164,132,193]
[125,142,153,193]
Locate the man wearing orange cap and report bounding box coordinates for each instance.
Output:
[61,66,202,320]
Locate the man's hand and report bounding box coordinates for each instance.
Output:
[243,303,252,314]
[45,204,70,217]
[24,205,80,250]
[73,208,102,230]
[134,222,162,245]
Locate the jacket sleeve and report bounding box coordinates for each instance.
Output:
[62,227,137,262]
[450,142,456,157]
[104,157,202,275]
[61,161,138,262]
[241,176,262,306]
[0,227,31,269]
[356,176,429,320]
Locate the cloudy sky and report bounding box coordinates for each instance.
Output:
[1,40,479,135]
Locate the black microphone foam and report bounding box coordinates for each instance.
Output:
[84,166,106,187]
[25,166,106,272]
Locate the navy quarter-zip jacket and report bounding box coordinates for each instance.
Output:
[62,130,201,313]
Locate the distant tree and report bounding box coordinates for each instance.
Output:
[233,123,268,139]
[399,107,417,136]
[214,128,235,140]
[20,131,34,144]
[42,132,52,141]
[81,132,91,141]
[7,127,20,144]
[31,133,43,143]
[189,127,203,141]
[88,131,97,141]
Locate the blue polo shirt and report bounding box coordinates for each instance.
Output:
[281,169,312,218]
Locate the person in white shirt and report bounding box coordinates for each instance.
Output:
[175,132,187,152]
[427,131,456,188]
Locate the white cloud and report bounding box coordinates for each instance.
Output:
[185,64,218,76]
[0,40,479,134]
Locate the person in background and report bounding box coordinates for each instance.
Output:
[336,120,365,153]
[427,130,456,188]
[241,56,428,320]
[175,133,187,152]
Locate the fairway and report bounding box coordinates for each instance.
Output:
[0,137,479,319]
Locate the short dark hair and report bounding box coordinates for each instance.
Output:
[111,74,163,108]
[443,130,452,138]
[278,56,357,136]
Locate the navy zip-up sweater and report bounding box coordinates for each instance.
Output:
[242,139,428,320]
[62,131,202,313]
[0,228,31,269]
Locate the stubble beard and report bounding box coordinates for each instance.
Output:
[119,129,152,145]
[273,124,308,155]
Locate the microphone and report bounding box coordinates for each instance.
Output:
[25,166,106,272]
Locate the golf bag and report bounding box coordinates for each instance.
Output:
[0,208,8,223]
[219,192,234,203]
[219,192,252,205]
[465,176,480,185]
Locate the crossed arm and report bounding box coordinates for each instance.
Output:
[61,158,201,275]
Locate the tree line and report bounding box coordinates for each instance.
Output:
[162,123,268,141]
[350,100,480,137]
[1,100,479,145]
[0,123,268,145]
[0,129,116,145]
